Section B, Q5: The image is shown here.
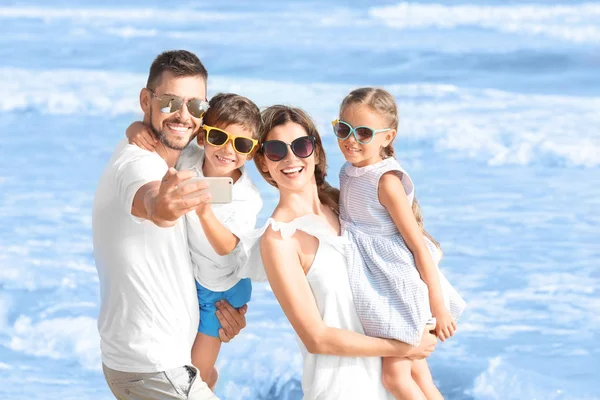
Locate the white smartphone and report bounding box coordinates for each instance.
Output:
[183,177,233,204]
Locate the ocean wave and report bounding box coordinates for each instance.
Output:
[7,315,100,370]
[0,7,250,22]
[369,3,600,44]
[2,67,599,168]
[471,356,600,400]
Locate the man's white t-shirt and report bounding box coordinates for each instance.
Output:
[177,144,263,292]
[92,139,199,373]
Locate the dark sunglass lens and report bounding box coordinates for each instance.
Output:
[355,127,374,143]
[264,141,287,161]
[188,99,208,118]
[234,138,254,154]
[207,129,228,146]
[334,122,350,139]
[291,136,315,158]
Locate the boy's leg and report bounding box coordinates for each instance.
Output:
[224,278,252,309]
[191,332,222,391]
[195,282,225,391]
[382,357,427,400]
[411,359,443,400]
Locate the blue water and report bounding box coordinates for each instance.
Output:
[1,1,599,399]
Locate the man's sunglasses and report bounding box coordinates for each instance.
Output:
[332,119,392,144]
[203,125,258,155]
[261,135,316,162]
[148,89,209,119]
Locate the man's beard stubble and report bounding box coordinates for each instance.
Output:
[149,109,196,151]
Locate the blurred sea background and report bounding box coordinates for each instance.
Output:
[0,0,599,399]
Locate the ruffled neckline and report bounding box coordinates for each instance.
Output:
[264,214,349,248]
[344,157,396,177]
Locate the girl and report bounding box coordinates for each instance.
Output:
[253,105,438,400]
[333,88,466,399]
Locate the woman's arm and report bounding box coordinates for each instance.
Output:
[378,171,456,341]
[260,229,437,358]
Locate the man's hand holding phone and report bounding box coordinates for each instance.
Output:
[146,168,212,227]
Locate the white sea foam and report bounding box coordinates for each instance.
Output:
[369,3,600,44]
[2,67,599,167]
[8,315,100,370]
[471,356,599,400]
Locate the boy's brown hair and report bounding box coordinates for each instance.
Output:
[202,93,261,139]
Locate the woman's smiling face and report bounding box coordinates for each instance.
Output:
[261,121,317,193]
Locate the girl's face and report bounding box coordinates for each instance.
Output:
[199,123,254,178]
[260,122,317,193]
[337,104,395,167]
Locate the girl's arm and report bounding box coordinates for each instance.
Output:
[125,121,158,151]
[196,205,240,256]
[260,229,437,358]
[378,171,456,341]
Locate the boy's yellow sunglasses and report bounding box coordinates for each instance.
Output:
[203,125,258,155]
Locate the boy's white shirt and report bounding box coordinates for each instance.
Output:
[177,144,263,292]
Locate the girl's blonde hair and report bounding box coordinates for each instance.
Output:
[340,87,442,255]
[255,105,340,212]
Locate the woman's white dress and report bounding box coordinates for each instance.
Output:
[240,215,394,400]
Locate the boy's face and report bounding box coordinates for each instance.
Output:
[200,123,255,178]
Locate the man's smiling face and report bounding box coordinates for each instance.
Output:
[145,71,207,150]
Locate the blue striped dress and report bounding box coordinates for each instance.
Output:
[339,157,466,346]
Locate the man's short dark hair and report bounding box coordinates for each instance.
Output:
[146,50,208,90]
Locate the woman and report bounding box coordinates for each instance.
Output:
[252,105,438,399]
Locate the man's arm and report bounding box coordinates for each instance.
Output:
[131,168,211,227]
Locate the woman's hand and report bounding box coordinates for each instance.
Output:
[405,329,437,360]
[431,302,456,342]
[126,121,157,151]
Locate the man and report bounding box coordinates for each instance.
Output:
[93,50,246,400]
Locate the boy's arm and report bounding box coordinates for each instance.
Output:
[196,205,240,256]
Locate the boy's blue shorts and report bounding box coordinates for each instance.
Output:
[196,278,252,338]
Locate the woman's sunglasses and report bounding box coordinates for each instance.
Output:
[148,89,210,119]
[203,125,258,155]
[261,135,316,162]
[331,119,392,144]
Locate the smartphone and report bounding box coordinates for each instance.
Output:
[183,177,233,204]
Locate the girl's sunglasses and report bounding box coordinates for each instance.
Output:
[332,119,392,145]
[261,135,316,162]
[148,89,209,119]
[203,125,258,155]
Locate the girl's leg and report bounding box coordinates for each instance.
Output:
[382,357,427,400]
[411,359,443,400]
[191,332,222,391]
